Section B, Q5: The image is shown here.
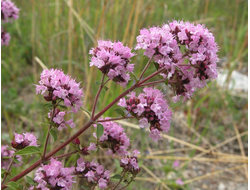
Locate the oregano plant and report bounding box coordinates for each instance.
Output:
[1,18,219,189]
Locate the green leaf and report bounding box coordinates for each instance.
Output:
[130,73,139,82]
[42,103,53,108]
[49,128,57,142]
[58,104,68,110]
[103,86,109,91]
[14,146,41,156]
[114,107,126,117]
[80,107,91,116]
[41,122,49,127]
[26,176,35,185]
[153,62,159,70]
[13,157,21,164]
[1,168,7,178]
[164,79,169,86]
[157,75,164,79]
[96,124,104,139]
[111,174,122,179]
[45,116,50,122]
[81,185,91,190]
[6,181,19,190]
[95,81,102,85]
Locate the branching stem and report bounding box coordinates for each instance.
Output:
[138,56,154,81]
[1,66,167,189]
[1,158,14,185]
[91,74,106,118]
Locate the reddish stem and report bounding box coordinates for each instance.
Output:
[137,67,166,85]
[91,74,105,118]
[1,158,14,185]
[138,79,176,87]
[54,150,78,159]
[1,68,165,189]
[97,116,134,122]
[138,56,154,81]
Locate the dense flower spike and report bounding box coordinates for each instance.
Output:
[118,87,172,142]
[36,69,83,113]
[93,119,130,156]
[11,132,38,150]
[75,158,110,189]
[120,150,141,176]
[167,20,219,102]
[1,0,19,23]
[135,21,219,102]
[1,28,10,46]
[48,108,75,130]
[89,40,135,87]
[135,26,182,73]
[31,158,75,190]
[1,145,22,169]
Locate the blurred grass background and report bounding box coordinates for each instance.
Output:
[1,0,248,189]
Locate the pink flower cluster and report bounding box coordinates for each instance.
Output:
[48,108,75,130]
[120,150,141,175]
[135,25,182,72]
[118,87,172,142]
[75,158,110,189]
[11,132,38,150]
[1,0,19,23]
[135,20,219,102]
[168,20,219,102]
[1,145,22,169]
[36,69,83,113]
[89,40,135,87]
[31,158,75,190]
[1,28,10,46]
[80,142,97,156]
[1,0,19,46]
[93,119,130,156]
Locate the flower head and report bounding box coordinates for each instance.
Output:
[135,26,181,73]
[1,28,10,46]
[167,20,219,102]
[173,160,180,168]
[89,40,135,87]
[1,0,19,23]
[118,87,172,142]
[135,20,219,102]
[33,158,75,190]
[48,108,75,130]
[120,150,141,175]
[93,119,130,156]
[1,145,22,169]
[36,68,83,113]
[75,158,110,189]
[11,132,38,150]
[175,178,184,185]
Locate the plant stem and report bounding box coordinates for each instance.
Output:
[138,79,176,87]
[91,74,106,118]
[177,64,191,66]
[137,67,166,86]
[1,158,14,185]
[1,68,165,189]
[138,56,154,81]
[97,116,134,122]
[41,106,56,161]
[118,179,133,190]
[113,171,126,190]
[54,150,78,159]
